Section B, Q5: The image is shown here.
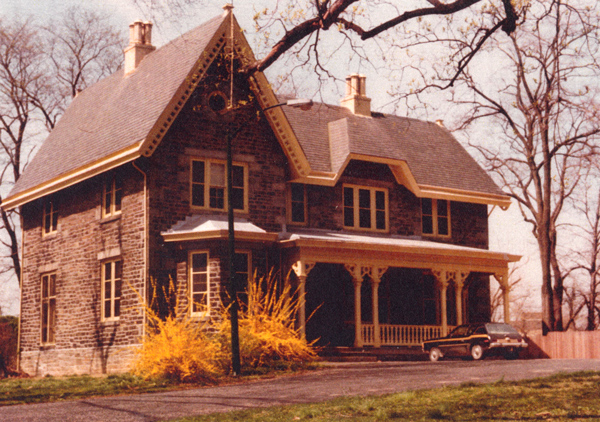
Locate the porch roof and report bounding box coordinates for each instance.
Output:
[161,215,278,243]
[279,229,520,275]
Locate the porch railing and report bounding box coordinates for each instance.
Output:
[362,324,456,346]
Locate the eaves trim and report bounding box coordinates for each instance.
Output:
[2,142,143,210]
[162,229,278,243]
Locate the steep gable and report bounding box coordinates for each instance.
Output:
[5,14,229,209]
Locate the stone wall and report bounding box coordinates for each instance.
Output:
[19,166,146,376]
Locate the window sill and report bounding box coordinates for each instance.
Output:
[101,319,120,327]
[39,344,56,350]
[41,231,58,240]
[100,213,121,224]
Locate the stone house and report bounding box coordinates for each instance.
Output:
[3,9,518,376]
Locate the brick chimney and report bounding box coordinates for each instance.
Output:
[340,74,371,117]
[123,20,156,75]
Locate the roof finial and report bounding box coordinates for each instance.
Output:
[223,4,234,16]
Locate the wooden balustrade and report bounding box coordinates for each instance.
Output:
[362,324,456,346]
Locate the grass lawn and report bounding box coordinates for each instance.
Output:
[0,365,318,406]
[171,372,600,422]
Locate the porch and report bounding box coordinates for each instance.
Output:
[362,323,456,347]
[281,230,520,349]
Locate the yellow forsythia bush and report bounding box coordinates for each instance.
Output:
[133,273,316,380]
[218,273,317,372]
[132,278,224,383]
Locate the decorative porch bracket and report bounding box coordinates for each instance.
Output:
[344,264,388,348]
[291,260,315,338]
[431,267,470,335]
[492,270,511,323]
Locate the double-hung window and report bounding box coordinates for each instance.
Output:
[43,198,58,235]
[102,260,122,321]
[191,159,247,211]
[343,185,388,231]
[103,176,123,218]
[422,198,450,237]
[41,273,56,344]
[190,251,210,316]
[287,183,307,225]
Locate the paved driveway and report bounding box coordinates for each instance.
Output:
[1,359,599,422]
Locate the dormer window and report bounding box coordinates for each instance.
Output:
[43,197,58,235]
[422,198,450,237]
[191,158,247,211]
[103,176,123,218]
[343,185,388,232]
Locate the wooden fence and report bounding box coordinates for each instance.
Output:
[525,330,600,359]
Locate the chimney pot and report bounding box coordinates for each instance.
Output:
[340,74,371,117]
[124,20,156,75]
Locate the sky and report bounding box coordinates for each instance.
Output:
[0,0,542,316]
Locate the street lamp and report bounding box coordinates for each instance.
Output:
[225,97,313,375]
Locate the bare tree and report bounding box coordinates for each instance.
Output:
[131,0,517,80]
[431,0,600,332]
[564,171,600,330]
[0,10,124,295]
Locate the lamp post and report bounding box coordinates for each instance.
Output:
[225,98,313,375]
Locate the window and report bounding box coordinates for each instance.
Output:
[190,251,209,316]
[233,251,251,307]
[191,159,247,211]
[287,183,306,224]
[343,185,388,231]
[102,260,122,321]
[103,176,123,218]
[422,198,450,237]
[41,273,56,344]
[43,198,58,235]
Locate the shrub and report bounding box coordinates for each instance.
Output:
[218,273,317,373]
[0,316,19,377]
[131,278,224,383]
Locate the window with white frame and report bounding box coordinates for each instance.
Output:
[43,197,58,235]
[422,198,450,237]
[41,273,56,344]
[190,251,210,316]
[343,185,388,231]
[102,260,122,321]
[287,183,307,225]
[103,176,123,218]
[190,158,247,211]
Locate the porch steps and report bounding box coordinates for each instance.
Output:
[318,346,427,362]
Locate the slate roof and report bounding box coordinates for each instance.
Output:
[9,14,226,199]
[6,11,506,208]
[282,103,504,197]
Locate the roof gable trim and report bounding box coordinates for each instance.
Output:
[2,142,142,210]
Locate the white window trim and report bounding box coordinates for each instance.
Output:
[287,183,307,225]
[42,198,58,236]
[343,184,389,232]
[40,272,57,345]
[102,176,122,218]
[189,250,211,317]
[190,158,248,212]
[101,259,122,322]
[422,198,451,237]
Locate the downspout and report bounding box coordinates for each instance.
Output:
[132,161,148,341]
[16,212,24,372]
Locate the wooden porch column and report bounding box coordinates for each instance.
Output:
[291,260,315,338]
[345,264,365,348]
[370,266,388,348]
[454,271,470,326]
[493,270,511,323]
[432,268,450,336]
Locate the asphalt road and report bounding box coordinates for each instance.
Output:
[1,359,599,422]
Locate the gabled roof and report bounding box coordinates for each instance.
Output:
[3,10,510,210]
[281,103,509,207]
[4,13,232,209]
